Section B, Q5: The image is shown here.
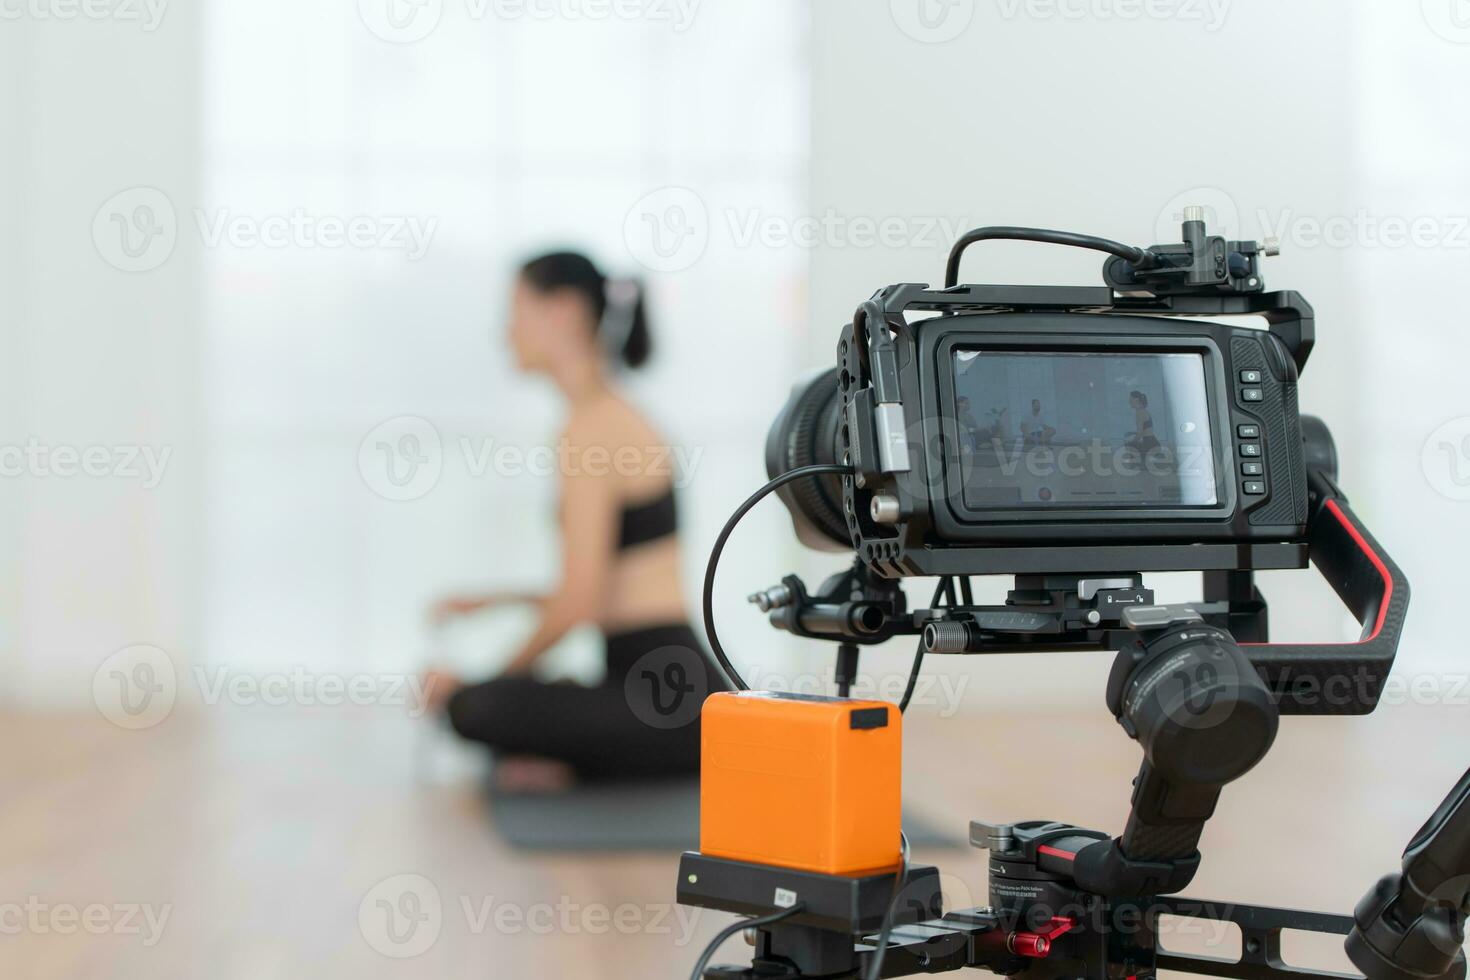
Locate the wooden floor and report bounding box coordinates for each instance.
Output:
[3,698,1466,979]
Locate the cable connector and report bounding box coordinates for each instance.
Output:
[1103,207,1273,296]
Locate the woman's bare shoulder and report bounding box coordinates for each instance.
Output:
[562,390,665,452]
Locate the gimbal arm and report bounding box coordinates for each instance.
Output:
[1065,464,1407,896]
[1244,468,1409,715]
[1348,767,1470,980]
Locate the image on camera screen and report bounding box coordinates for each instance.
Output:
[951,350,1220,509]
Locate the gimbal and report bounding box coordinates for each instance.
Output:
[679,216,1470,980]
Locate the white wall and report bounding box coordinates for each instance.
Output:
[6,0,1469,729]
[804,0,1470,711]
[0,9,203,706]
[199,0,813,687]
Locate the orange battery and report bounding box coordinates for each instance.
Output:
[699,691,902,876]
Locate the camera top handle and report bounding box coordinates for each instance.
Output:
[936,211,1312,371]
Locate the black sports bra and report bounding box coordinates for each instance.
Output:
[618,487,678,550]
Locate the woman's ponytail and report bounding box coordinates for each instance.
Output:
[520,251,654,371]
[616,281,652,370]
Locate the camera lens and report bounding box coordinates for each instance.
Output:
[764,369,851,550]
[1301,414,1338,482]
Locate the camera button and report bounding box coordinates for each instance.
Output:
[1241,387,1264,402]
[1239,369,1263,384]
[1236,424,1261,439]
[1239,443,1262,457]
[1241,461,1264,476]
[1243,480,1266,495]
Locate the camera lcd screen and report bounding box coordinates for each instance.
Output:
[951,350,1220,509]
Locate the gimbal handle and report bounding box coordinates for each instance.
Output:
[1244,468,1409,715]
[1347,766,1470,980]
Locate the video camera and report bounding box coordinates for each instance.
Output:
[769,218,1306,570]
[678,211,1470,980]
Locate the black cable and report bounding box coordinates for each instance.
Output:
[896,635,926,715]
[944,225,1153,288]
[897,577,949,714]
[687,902,807,980]
[863,830,912,980]
[702,463,853,691]
[698,475,916,980]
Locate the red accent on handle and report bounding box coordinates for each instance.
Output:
[1323,498,1392,641]
[1037,844,1076,862]
[1242,497,1392,648]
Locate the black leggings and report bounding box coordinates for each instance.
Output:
[445,623,728,781]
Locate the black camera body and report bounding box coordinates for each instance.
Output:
[851,295,1312,570]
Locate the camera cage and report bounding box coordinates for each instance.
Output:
[839,282,1316,578]
[762,279,1404,717]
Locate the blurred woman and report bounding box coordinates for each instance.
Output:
[426,251,726,789]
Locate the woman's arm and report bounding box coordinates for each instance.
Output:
[429,591,545,623]
[499,421,621,675]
